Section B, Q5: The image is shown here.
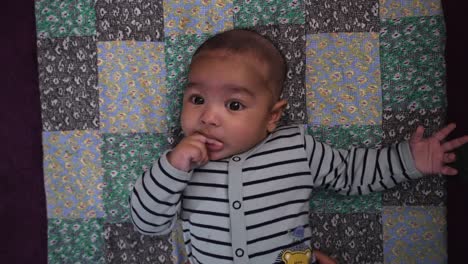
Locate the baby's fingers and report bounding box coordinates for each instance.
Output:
[410,126,425,144]
[433,123,456,141]
[441,166,458,176]
[443,153,456,164]
[442,135,468,152]
[188,142,209,167]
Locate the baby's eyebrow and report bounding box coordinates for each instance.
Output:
[185,82,256,98]
[185,82,199,90]
[223,84,256,98]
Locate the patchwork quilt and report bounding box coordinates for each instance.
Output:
[35,0,448,263]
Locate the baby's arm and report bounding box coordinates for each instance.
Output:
[129,133,218,235]
[303,129,422,195]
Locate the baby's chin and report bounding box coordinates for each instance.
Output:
[208,151,230,161]
[208,146,248,161]
[207,147,240,161]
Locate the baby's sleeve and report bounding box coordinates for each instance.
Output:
[129,150,192,235]
[302,128,423,195]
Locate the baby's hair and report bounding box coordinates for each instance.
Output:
[191,29,286,100]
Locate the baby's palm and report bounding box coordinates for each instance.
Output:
[410,124,468,175]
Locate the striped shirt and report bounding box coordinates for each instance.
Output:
[130,125,423,264]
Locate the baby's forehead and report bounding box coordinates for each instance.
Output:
[189,50,281,99]
[192,49,266,66]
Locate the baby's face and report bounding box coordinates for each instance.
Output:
[181,52,282,160]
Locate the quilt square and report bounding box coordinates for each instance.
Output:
[43,130,104,219]
[255,24,307,125]
[164,33,210,128]
[306,32,381,126]
[48,218,105,264]
[98,41,168,134]
[382,175,447,206]
[305,0,379,34]
[163,0,234,38]
[37,37,99,131]
[382,108,445,145]
[233,0,304,28]
[310,213,383,263]
[95,0,164,41]
[380,0,443,19]
[102,133,170,223]
[35,0,96,39]
[380,16,446,112]
[383,206,447,264]
[104,223,172,263]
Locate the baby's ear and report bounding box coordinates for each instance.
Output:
[267,99,288,132]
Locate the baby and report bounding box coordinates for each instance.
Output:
[130,29,468,264]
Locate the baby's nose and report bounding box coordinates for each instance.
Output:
[200,107,220,126]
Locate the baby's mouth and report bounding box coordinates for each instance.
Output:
[205,138,224,152]
[198,132,224,152]
[206,142,223,152]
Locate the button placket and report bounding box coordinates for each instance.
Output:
[228,155,249,263]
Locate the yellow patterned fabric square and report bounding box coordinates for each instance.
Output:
[43,130,104,219]
[163,0,234,37]
[98,41,168,133]
[380,0,442,19]
[306,33,382,126]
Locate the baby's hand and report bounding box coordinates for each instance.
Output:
[167,133,223,172]
[410,123,468,175]
[314,250,337,264]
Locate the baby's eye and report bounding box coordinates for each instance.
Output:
[227,101,244,111]
[190,96,204,105]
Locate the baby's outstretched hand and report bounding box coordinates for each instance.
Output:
[410,123,468,175]
[167,133,223,172]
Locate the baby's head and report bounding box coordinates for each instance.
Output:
[181,29,288,160]
[192,29,286,101]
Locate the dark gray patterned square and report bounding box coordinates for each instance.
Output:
[37,36,99,131]
[104,222,172,264]
[96,0,164,41]
[382,108,446,145]
[310,212,383,264]
[254,24,307,125]
[305,0,380,33]
[382,175,447,206]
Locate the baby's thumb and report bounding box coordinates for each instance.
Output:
[410,125,425,144]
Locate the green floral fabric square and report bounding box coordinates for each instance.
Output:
[36,0,96,38]
[102,133,170,223]
[380,16,446,112]
[233,0,304,27]
[48,218,105,264]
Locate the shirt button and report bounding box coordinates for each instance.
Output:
[232,156,241,162]
[232,201,241,209]
[235,248,244,257]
